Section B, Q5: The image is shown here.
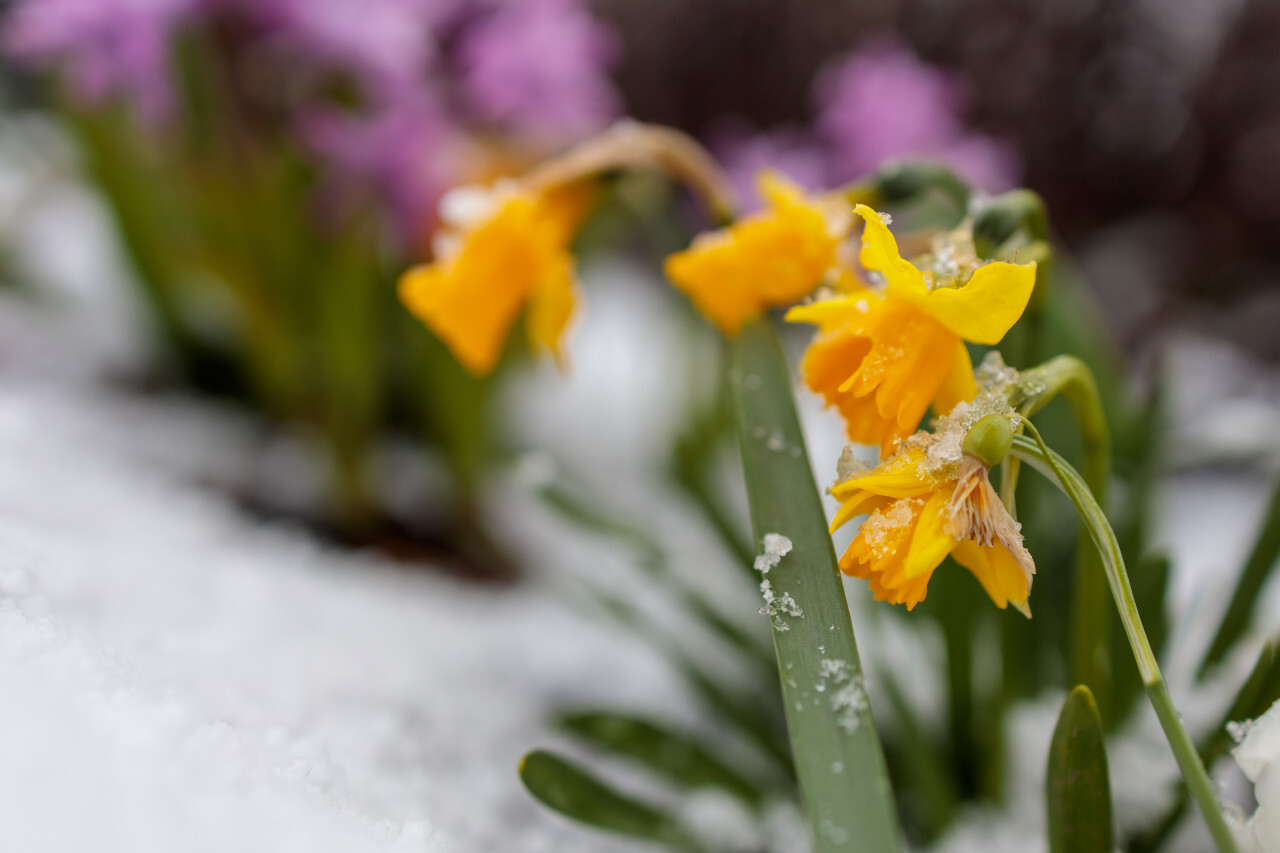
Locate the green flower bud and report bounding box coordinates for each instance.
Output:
[963,414,1014,468]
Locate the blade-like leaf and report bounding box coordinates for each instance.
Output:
[1047,686,1113,853]
[1199,479,1280,678]
[519,750,696,849]
[559,711,769,805]
[729,319,903,853]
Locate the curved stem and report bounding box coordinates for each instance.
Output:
[521,121,740,224]
[1010,427,1241,853]
[1016,356,1112,710]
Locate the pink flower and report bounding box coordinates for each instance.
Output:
[457,0,620,143]
[815,39,1020,192]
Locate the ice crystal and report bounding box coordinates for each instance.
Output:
[918,222,983,291]
[753,533,792,574]
[831,679,868,733]
[833,446,872,488]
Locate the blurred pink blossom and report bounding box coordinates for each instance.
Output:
[300,95,463,243]
[2,0,203,120]
[457,0,621,142]
[815,39,1021,192]
[707,121,830,211]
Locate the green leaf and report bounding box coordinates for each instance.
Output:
[559,711,769,805]
[729,319,903,853]
[1046,686,1113,853]
[1199,479,1280,678]
[518,750,696,849]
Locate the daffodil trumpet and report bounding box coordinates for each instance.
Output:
[787,205,1036,454]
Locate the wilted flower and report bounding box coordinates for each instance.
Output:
[398,179,596,375]
[831,411,1034,614]
[664,171,850,336]
[786,205,1035,453]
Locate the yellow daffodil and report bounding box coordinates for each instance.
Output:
[664,172,850,336]
[831,412,1035,615]
[399,180,595,376]
[787,205,1036,454]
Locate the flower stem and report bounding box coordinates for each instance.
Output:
[1010,427,1241,853]
[1016,356,1112,714]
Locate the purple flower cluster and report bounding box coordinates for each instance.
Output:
[2,0,205,120]
[1,0,623,241]
[717,38,1020,206]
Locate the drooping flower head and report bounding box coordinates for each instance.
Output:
[787,205,1035,454]
[398,178,596,375]
[832,394,1034,614]
[664,171,850,336]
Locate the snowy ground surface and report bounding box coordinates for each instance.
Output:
[2,120,1280,852]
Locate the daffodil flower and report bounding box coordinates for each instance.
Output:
[664,172,850,336]
[787,205,1036,454]
[398,180,595,376]
[831,412,1035,614]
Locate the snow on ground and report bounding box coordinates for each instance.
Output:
[0,371,696,853]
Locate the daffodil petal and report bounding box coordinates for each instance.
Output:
[951,539,1032,614]
[833,448,936,499]
[922,260,1036,345]
[829,491,892,533]
[901,489,960,580]
[933,339,978,415]
[855,204,927,304]
[526,257,578,370]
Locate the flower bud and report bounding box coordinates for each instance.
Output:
[963,413,1014,468]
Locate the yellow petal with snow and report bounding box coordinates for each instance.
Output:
[901,489,960,582]
[922,260,1036,345]
[854,204,927,304]
[951,539,1033,616]
[831,447,936,500]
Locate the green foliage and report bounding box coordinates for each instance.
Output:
[558,712,769,805]
[518,750,697,849]
[1200,479,1280,678]
[1046,686,1113,853]
[730,319,903,853]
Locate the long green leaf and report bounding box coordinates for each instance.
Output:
[1046,686,1113,853]
[1199,479,1280,678]
[559,711,769,805]
[519,750,696,849]
[729,319,903,853]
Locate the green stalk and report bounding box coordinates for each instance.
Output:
[729,320,903,853]
[1017,356,1112,714]
[1010,427,1241,853]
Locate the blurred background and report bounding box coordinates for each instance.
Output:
[0,2,1278,851]
[2,0,1276,552]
